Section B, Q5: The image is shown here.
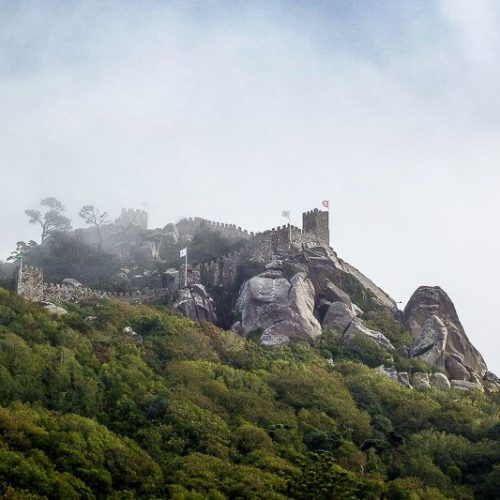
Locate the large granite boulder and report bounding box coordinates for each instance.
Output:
[430,372,451,390]
[236,271,321,346]
[344,318,395,351]
[404,286,487,382]
[322,301,354,334]
[173,284,217,323]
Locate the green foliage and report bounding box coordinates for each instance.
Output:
[321,329,393,368]
[0,288,498,498]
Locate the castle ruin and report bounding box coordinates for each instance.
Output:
[116,208,148,230]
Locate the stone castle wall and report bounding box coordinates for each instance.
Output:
[176,217,253,241]
[16,264,44,302]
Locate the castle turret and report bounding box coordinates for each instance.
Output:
[302,208,329,246]
[116,208,148,229]
[16,262,44,302]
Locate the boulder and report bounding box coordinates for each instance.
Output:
[123,326,138,336]
[322,301,354,334]
[430,372,451,390]
[445,355,471,381]
[265,260,283,271]
[344,318,395,351]
[412,372,431,391]
[39,301,67,316]
[450,380,484,391]
[173,284,217,323]
[397,372,412,388]
[62,278,82,288]
[484,371,499,382]
[404,286,487,381]
[237,271,321,346]
[375,365,398,381]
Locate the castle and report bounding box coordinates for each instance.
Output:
[16,207,330,303]
[116,208,148,229]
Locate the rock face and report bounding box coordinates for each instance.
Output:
[173,284,217,323]
[404,286,487,382]
[236,271,321,346]
[322,302,353,334]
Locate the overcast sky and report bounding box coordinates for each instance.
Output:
[1,0,499,372]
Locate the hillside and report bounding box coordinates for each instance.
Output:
[0,288,499,499]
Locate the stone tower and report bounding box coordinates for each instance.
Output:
[16,262,44,302]
[302,208,330,246]
[116,208,148,229]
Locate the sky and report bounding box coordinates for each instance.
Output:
[1,0,499,372]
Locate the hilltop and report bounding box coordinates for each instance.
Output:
[3,206,498,393]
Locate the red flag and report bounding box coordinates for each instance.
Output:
[322,200,330,210]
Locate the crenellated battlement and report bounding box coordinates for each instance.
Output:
[176,217,254,240]
[116,208,148,230]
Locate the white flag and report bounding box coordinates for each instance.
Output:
[180,248,187,258]
[282,210,290,219]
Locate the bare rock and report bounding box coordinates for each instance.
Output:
[344,318,395,351]
[62,278,82,288]
[430,372,451,390]
[409,315,447,371]
[237,271,321,346]
[397,372,412,388]
[450,379,484,391]
[123,326,138,336]
[173,284,217,323]
[39,301,67,316]
[404,286,487,382]
[412,372,431,391]
[322,301,354,334]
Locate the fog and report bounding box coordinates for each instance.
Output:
[1,0,499,372]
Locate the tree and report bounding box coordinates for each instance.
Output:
[6,241,38,262]
[79,205,109,250]
[25,197,71,244]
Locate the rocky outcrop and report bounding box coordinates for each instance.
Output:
[409,315,447,371]
[450,380,483,392]
[321,301,395,351]
[39,301,67,316]
[235,271,321,346]
[173,284,217,323]
[322,302,354,334]
[344,318,395,351]
[404,286,487,382]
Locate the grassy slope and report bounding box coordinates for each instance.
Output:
[0,288,498,499]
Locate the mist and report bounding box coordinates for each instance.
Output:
[1,0,499,372]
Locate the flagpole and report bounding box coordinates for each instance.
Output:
[288,212,291,247]
[185,249,188,287]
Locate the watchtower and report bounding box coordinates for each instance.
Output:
[16,262,44,302]
[116,208,148,230]
[302,208,330,246]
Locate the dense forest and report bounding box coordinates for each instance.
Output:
[0,288,498,499]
